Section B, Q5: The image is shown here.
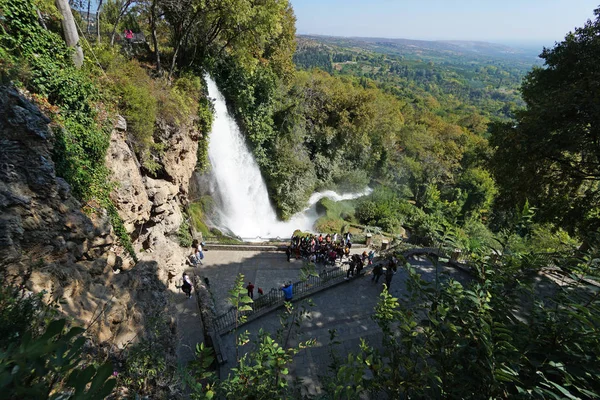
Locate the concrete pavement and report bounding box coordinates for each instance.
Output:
[189,247,471,395]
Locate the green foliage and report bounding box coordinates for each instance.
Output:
[220,330,313,400]
[107,202,137,261]
[186,343,218,400]
[326,241,600,399]
[188,276,315,399]
[294,36,530,123]
[0,284,116,399]
[121,317,174,396]
[189,199,214,239]
[0,283,49,350]
[355,187,409,233]
[1,0,111,200]
[489,8,600,237]
[94,45,204,174]
[314,197,356,232]
[0,319,116,400]
[195,90,214,172]
[458,167,498,218]
[177,217,193,248]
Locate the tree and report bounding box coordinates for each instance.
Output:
[161,0,295,78]
[489,7,600,237]
[54,0,84,67]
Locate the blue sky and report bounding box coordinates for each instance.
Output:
[290,0,599,47]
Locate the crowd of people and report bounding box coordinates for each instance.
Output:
[180,232,403,300]
[286,232,360,265]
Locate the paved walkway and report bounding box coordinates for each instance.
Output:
[190,247,471,395]
[191,247,371,316]
[174,289,204,366]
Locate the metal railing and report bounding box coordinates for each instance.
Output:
[213,260,364,334]
[211,245,578,335]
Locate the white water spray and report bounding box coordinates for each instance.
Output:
[205,75,370,240]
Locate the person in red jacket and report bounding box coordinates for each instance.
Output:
[246,281,255,299]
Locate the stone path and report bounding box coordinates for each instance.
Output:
[174,288,204,366]
[189,247,471,395]
[190,247,367,316]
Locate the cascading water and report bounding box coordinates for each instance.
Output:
[204,75,370,240]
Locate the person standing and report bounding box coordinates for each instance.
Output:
[246,281,255,299]
[354,254,364,276]
[181,273,193,298]
[372,263,383,283]
[286,245,292,262]
[346,258,356,279]
[368,250,375,265]
[385,265,395,290]
[195,241,204,265]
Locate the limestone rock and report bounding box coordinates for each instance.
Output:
[0,85,196,350]
[155,118,200,192]
[105,130,151,233]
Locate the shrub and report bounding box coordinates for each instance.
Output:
[177,217,193,248]
[0,283,116,399]
[315,216,344,233]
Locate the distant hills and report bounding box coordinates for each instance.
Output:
[298,35,542,66]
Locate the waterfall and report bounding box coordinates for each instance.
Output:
[204,75,370,240]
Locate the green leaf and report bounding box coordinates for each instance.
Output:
[41,319,66,341]
[88,362,113,395]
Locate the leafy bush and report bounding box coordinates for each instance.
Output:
[177,217,193,248]
[0,280,50,350]
[328,245,600,399]
[195,90,214,172]
[120,318,177,398]
[0,283,116,399]
[315,216,344,233]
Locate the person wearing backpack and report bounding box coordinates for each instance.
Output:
[181,273,193,298]
[372,263,383,283]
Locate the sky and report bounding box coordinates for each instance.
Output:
[290,0,599,48]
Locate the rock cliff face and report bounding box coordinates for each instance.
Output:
[0,86,200,346]
[105,115,199,286]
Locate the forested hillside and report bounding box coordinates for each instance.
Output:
[1,0,600,398]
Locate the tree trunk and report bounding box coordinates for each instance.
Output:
[168,43,180,80]
[86,0,91,34]
[36,9,47,30]
[55,0,84,68]
[150,0,161,73]
[96,0,103,43]
[110,0,132,46]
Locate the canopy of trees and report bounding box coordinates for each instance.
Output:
[489,7,600,237]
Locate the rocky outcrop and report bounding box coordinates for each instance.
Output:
[105,117,200,286]
[155,118,201,193]
[105,121,151,234]
[0,87,180,347]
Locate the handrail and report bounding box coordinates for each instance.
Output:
[213,259,367,334]
[211,244,584,335]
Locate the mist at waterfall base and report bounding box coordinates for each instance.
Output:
[203,75,371,241]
